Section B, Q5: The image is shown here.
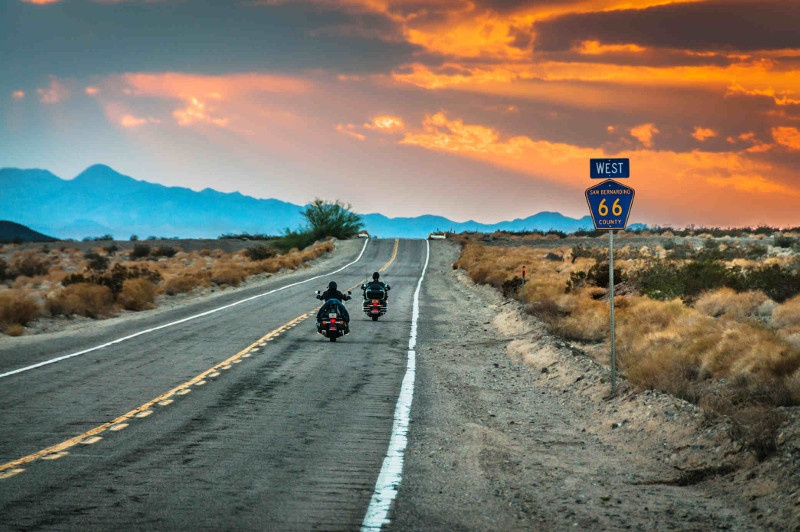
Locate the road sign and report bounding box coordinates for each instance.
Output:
[590,158,629,178]
[585,179,635,230]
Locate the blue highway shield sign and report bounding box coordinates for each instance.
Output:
[585,179,635,230]
[590,158,629,178]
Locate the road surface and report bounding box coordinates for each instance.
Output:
[0,238,426,530]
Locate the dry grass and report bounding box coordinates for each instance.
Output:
[694,288,769,319]
[454,237,800,419]
[118,278,158,311]
[0,239,335,334]
[210,267,246,287]
[773,294,800,333]
[162,272,209,295]
[0,289,42,332]
[46,283,115,319]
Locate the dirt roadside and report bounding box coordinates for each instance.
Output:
[390,240,799,531]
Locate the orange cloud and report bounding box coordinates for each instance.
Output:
[336,123,366,141]
[19,0,62,4]
[120,114,160,128]
[37,77,69,104]
[12,91,25,99]
[401,112,541,157]
[692,127,717,142]
[122,72,309,99]
[113,72,310,130]
[772,127,800,150]
[630,123,659,148]
[577,40,645,55]
[173,97,229,128]
[366,115,404,132]
[391,112,800,227]
[85,86,100,96]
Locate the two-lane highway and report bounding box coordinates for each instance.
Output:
[0,238,428,530]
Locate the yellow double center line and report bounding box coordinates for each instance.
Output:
[1,239,400,478]
[0,313,310,476]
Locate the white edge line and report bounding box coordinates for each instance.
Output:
[0,239,370,380]
[361,238,429,531]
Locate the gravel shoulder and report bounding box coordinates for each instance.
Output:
[391,240,799,531]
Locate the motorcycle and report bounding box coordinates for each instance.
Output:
[315,291,351,342]
[361,284,389,321]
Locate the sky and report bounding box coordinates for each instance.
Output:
[4,0,800,228]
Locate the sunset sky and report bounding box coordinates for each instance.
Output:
[4,0,800,228]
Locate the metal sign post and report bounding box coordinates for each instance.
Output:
[585,174,634,397]
[609,230,616,396]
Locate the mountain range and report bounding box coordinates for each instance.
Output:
[0,164,598,240]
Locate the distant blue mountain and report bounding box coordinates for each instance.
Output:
[361,212,596,239]
[1,164,598,240]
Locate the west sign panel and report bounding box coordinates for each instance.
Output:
[585,179,635,230]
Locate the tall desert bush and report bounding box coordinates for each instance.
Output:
[118,278,157,311]
[694,287,768,319]
[773,294,800,334]
[47,283,115,319]
[0,289,42,332]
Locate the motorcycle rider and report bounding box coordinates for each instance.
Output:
[316,281,351,330]
[361,272,390,300]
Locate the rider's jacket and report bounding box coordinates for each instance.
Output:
[321,289,350,302]
[362,281,390,299]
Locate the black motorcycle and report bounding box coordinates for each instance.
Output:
[315,291,351,342]
[361,284,389,321]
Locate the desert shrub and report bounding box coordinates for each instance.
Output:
[63,264,162,295]
[694,288,768,319]
[301,198,364,240]
[5,324,24,337]
[46,283,115,318]
[774,235,798,249]
[552,296,609,342]
[84,251,109,271]
[245,245,278,261]
[210,267,245,287]
[130,244,152,259]
[0,258,8,281]
[10,250,51,278]
[632,260,741,301]
[772,294,800,332]
[151,246,178,258]
[744,264,800,303]
[566,260,625,292]
[570,244,604,263]
[665,241,695,259]
[273,229,318,253]
[0,289,42,331]
[117,278,157,311]
[163,273,208,295]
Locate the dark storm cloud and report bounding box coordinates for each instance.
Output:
[472,0,574,14]
[534,0,800,52]
[2,0,418,86]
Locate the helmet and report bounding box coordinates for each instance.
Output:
[328,281,337,290]
[372,272,380,280]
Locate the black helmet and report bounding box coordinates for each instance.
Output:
[372,272,380,280]
[328,281,337,290]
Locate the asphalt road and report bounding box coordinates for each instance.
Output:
[0,238,428,530]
